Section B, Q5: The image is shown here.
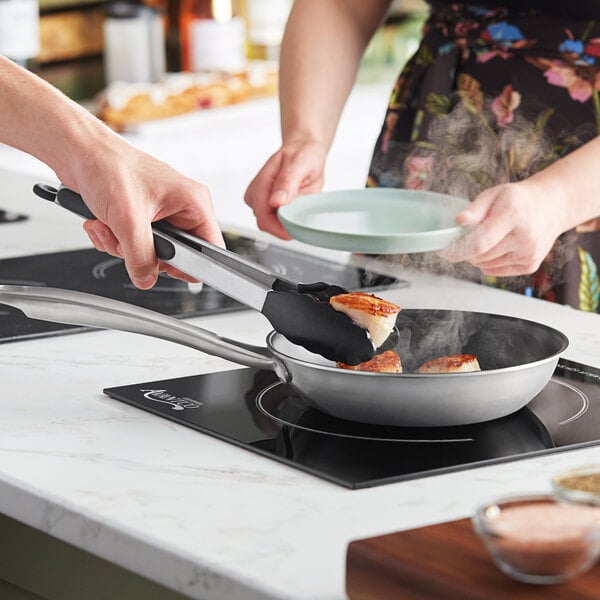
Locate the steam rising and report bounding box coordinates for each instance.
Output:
[426,101,553,197]
[391,308,542,373]
[362,96,589,368]
[376,96,590,290]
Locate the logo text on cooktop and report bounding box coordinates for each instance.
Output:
[140,389,203,411]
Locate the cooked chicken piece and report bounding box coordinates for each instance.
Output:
[418,354,481,374]
[329,291,400,349]
[337,350,402,373]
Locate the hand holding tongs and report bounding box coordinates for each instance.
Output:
[32,184,381,365]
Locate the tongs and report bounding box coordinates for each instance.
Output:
[32,183,381,365]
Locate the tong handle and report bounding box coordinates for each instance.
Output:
[33,184,214,276]
[34,183,94,218]
[151,221,296,292]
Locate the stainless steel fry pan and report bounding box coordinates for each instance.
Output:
[0,285,568,427]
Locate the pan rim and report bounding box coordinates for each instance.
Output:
[267,309,569,377]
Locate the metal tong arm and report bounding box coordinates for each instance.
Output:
[151,221,295,311]
[152,225,377,363]
[153,222,295,291]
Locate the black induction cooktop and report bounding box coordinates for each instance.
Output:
[0,230,402,342]
[104,358,600,489]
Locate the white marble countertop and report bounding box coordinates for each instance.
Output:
[1,82,600,599]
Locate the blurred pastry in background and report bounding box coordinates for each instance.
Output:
[96,62,278,131]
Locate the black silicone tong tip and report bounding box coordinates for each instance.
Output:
[263,290,376,365]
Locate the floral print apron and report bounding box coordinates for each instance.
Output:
[368,4,600,312]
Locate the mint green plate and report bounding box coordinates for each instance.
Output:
[277,188,469,254]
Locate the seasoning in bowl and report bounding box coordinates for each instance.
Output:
[472,493,600,584]
[553,465,600,507]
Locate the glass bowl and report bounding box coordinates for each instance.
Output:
[472,493,600,584]
[553,465,600,507]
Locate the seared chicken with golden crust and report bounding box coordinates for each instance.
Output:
[337,350,402,373]
[329,292,401,349]
[418,354,481,374]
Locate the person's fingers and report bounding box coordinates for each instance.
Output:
[83,223,104,253]
[472,252,518,271]
[442,203,516,263]
[269,151,320,209]
[472,244,548,276]
[159,262,200,283]
[74,147,227,288]
[194,214,225,248]
[244,143,325,239]
[454,189,497,226]
[107,207,159,290]
[244,157,290,238]
[476,260,537,277]
[248,182,293,238]
[166,185,225,249]
[464,236,516,266]
[126,180,222,285]
[441,227,501,263]
[258,210,294,239]
[244,153,283,210]
[91,220,122,256]
[244,160,296,238]
[171,212,224,249]
[269,188,289,208]
[83,219,119,256]
[84,213,207,283]
[265,153,321,238]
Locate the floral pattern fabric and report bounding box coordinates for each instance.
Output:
[368,4,600,312]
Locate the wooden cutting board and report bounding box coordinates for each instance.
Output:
[346,518,600,599]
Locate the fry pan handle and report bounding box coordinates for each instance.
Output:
[0,285,290,381]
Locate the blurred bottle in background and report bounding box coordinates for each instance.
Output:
[242,0,291,61]
[103,1,166,84]
[179,0,245,72]
[0,0,40,70]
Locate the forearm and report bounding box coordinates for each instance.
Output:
[525,135,600,232]
[279,0,391,149]
[0,56,125,188]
